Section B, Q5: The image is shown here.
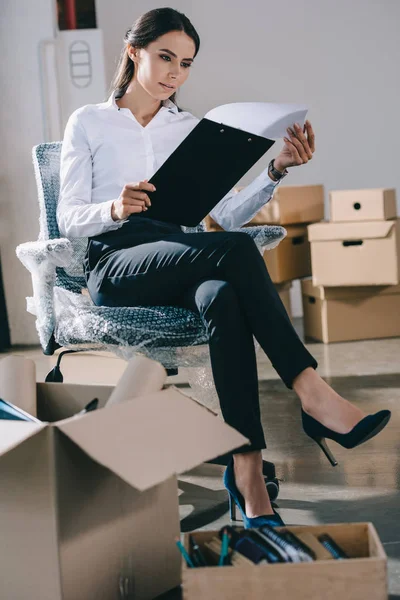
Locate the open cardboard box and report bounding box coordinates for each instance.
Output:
[0,361,248,600]
[181,523,387,600]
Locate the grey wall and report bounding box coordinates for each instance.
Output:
[2,0,399,343]
[96,0,400,316]
[1,0,55,344]
[98,0,400,199]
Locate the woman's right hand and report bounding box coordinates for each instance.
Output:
[111,180,156,221]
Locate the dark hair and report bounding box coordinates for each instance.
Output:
[109,7,200,111]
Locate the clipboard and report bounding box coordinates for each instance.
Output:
[140,118,275,227]
[140,101,308,227]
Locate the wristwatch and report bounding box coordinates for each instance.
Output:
[268,159,288,181]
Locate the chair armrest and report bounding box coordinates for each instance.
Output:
[16,238,73,269]
[15,238,73,350]
[230,225,287,253]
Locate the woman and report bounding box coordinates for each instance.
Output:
[57,7,391,528]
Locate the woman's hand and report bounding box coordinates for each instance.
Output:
[111,180,155,221]
[273,120,316,173]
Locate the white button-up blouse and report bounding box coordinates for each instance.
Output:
[57,90,281,239]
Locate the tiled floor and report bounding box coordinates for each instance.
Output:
[2,320,400,598]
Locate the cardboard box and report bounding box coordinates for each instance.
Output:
[0,382,247,600]
[308,219,400,286]
[330,188,397,222]
[203,185,324,231]
[246,184,325,226]
[301,278,400,343]
[275,281,292,319]
[182,523,387,600]
[264,224,311,283]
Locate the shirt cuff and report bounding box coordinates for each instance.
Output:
[100,199,126,230]
[266,173,281,186]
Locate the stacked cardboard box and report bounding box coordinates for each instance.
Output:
[304,189,400,343]
[204,184,325,320]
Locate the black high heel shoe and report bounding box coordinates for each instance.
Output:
[302,409,391,466]
[223,459,285,528]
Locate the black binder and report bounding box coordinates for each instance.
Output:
[140,118,275,227]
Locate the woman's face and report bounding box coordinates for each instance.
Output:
[129,30,196,100]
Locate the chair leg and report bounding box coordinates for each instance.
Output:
[43,331,61,356]
[45,349,85,382]
[166,368,178,377]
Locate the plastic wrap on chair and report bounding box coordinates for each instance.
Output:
[15,238,73,349]
[232,224,286,253]
[184,359,222,416]
[52,286,212,368]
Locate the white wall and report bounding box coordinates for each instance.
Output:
[97,0,400,317]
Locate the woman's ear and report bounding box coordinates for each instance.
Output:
[129,45,140,64]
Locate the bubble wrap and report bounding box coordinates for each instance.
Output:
[16,238,73,350]
[16,141,286,387]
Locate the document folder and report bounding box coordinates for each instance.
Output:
[143,118,275,226]
[140,102,308,227]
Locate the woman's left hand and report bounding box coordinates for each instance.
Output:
[273,120,315,173]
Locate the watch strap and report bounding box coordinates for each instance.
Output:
[269,159,288,181]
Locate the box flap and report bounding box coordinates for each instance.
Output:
[55,386,248,492]
[0,421,46,458]
[308,220,396,242]
[301,277,400,300]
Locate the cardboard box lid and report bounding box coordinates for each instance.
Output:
[301,277,400,300]
[55,386,248,492]
[330,187,395,196]
[308,220,396,242]
[0,421,46,458]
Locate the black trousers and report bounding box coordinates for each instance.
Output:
[84,217,318,453]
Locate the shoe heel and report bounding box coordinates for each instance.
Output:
[228,492,238,521]
[314,437,338,467]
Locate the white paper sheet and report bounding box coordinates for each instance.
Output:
[205,102,308,140]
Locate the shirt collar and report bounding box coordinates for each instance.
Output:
[102,89,179,114]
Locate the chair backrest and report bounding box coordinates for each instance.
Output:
[33,142,63,240]
[32,143,88,292]
[32,142,206,294]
